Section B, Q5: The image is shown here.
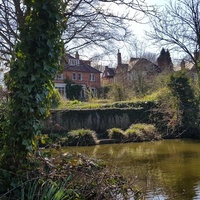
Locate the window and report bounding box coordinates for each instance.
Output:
[90,73,95,81]
[72,72,76,80]
[69,59,79,66]
[90,87,96,97]
[55,86,65,96]
[55,74,63,80]
[78,73,82,81]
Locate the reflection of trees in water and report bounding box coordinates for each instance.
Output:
[87,140,200,200]
[64,140,200,199]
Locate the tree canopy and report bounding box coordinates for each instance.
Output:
[0,0,156,65]
[148,0,200,70]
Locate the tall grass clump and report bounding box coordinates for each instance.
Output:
[107,128,125,142]
[124,123,161,142]
[64,129,98,146]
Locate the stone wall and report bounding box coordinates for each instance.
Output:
[44,108,151,136]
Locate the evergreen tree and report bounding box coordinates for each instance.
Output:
[157,48,173,71]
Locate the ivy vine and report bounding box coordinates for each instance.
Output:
[1,0,66,171]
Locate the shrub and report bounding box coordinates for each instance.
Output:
[107,128,125,142]
[107,83,127,101]
[124,123,161,142]
[0,153,135,200]
[167,71,199,136]
[64,129,98,146]
[49,88,62,108]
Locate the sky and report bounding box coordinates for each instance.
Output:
[106,0,183,67]
[90,0,170,66]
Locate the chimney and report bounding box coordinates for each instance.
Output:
[117,50,122,66]
[180,59,185,70]
[75,51,79,59]
[104,66,108,77]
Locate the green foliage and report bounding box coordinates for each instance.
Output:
[108,124,160,143]
[65,79,83,100]
[58,96,157,110]
[24,178,79,200]
[132,74,148,96]
[107,83,126,101]
[50,88,62,108]
[63,129,98,146]
[107,128,125,142]
[167,71,199,135]
[98,86,110,99]
[0,152,134,200]
[124,123,161,142]
[1,0,66,175]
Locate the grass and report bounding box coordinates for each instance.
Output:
[124,123,161,142]
[57,98,157,110]
[107,128,125,142]
[61,129,99,146]
[56,87,169,110]
[108,123,161,143]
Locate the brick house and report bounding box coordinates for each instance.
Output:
[114,50,161,87]
[101,66,115,85]
[54,52,101,99]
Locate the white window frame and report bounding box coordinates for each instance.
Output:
[55,83,66,97]
[69,59,79,66]
[72,72,76,80]
[90,73,95,81]
[78,73,82,81]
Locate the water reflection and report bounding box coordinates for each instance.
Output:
[62,139,200,199]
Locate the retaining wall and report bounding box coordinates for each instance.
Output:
[44,107,152,136]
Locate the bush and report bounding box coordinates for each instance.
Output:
[49,88,62,108]
[63,129,98,146]
[0,153,136,200]
[167,71,199,136]
[124,123,161,142]
[107,128,125,142]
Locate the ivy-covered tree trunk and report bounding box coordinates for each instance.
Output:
[1,0,66,170]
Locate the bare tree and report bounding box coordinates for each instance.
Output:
[0,0,156,65]
[147,0,200,80]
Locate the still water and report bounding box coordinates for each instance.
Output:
[63,139,200,200]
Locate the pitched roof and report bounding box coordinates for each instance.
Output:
[64,54,101,73]
[107,67,115,77]
[128,58,161,74]
[174,62,196,71]
[103,66,115,77]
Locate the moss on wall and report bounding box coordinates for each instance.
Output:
[44,105,154,136]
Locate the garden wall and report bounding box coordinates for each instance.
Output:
[44,107,152,137]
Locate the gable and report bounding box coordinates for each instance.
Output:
[128,58,161,74]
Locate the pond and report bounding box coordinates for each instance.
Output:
[62,139,200,200]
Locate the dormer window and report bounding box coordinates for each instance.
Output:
[69,59,79,66]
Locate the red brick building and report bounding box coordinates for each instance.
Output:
[54,52,101,99]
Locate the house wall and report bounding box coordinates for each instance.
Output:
[64,71,101,88]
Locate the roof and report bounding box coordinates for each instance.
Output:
[128,58,161,74]
[103,66,115,77]
[174,62,196,72]
[107,67,115,77]
[65,65,101,73]
[64,54,101,74]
